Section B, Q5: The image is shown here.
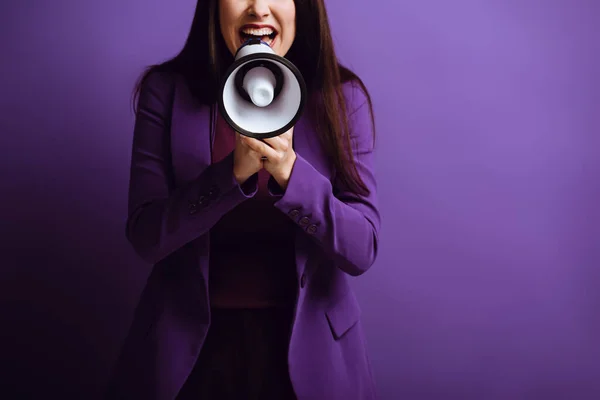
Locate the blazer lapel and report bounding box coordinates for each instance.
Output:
[170,75,213,187]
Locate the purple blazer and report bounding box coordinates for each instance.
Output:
[105,70,381,400]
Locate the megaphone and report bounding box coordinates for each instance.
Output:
[218,38,307,139]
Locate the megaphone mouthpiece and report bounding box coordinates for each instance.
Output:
[243,66,276,107]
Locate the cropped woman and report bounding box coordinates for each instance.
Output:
[106,0,380,399]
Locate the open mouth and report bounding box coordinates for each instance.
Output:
[239,26,278,47]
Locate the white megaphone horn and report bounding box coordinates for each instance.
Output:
[218,38,307,139]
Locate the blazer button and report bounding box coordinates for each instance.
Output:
[188,202,198,215]
[299,216,310,227]
[300,273,307,288]
[289,209,300,218]
[197,195,207,207]
[307,224,317,234]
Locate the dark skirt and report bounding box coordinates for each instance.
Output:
[176,306,297,400]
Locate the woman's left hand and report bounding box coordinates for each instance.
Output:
[240,127,296,191]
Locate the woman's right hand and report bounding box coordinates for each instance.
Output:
[233,132,264,184]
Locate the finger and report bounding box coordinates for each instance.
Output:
[281,129,294,147]
[243,136,273,155]
[235,134,263,159]
[238,133,256,150]
[236,132,245,145]
[282,126,294,140]
[262,136,288,152]
[242,136,279,159]
[247,147,262,158]
[245,145,264,159]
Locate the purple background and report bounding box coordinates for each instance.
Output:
[1,0,598,398]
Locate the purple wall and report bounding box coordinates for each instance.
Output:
[1,0,598,398]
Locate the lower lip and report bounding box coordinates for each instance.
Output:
[239,35,276,48]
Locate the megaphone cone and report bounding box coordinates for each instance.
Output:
[218,38,307,139]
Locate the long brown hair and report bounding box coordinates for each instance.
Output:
[133,0,375,196]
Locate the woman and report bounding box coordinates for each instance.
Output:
[106,0,380,399]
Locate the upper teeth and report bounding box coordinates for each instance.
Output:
[242,28,274,36]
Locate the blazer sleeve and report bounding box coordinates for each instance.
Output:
[125,71,258,264]
[273,82,381,276]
